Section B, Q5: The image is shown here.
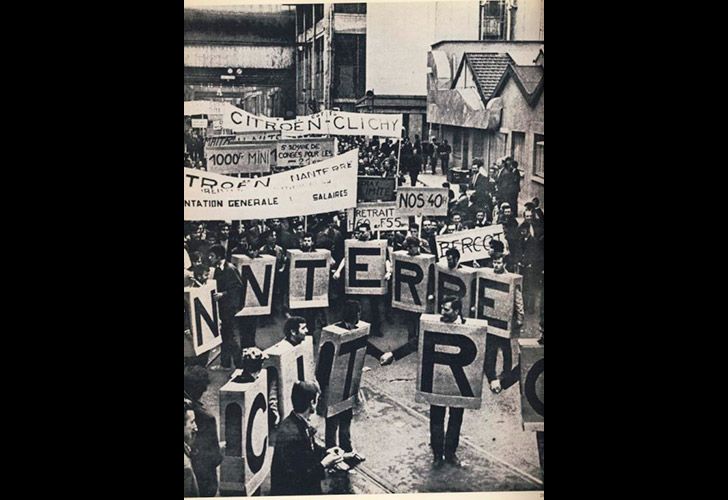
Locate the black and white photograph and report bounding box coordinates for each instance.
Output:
[184,0,544,496]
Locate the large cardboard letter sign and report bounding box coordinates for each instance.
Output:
[316,321,370,417]
[435,263,478,318]
[392,251,435,313]
[475,268,523,338]
[287,249,331,309]
[184,280,223,355]
[344,240,387,295]
[219,370,271,495]
[518,339,544,432]
[416,314,487,409]
[263,336,315,419]
[231,254,276,316]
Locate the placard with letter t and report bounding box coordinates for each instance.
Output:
[416,314,487,409]
[344,239,387,295]
[287,249,331,309]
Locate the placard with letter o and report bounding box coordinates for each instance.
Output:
[219,370,271,496]
[416,314,487,409]
[475,268,523,339]
[287,249,331,309]
[263,336,315,420]
[344,239,387,295]
[519,339,544,432]
[392,251,435,313]
[316,321,370,417]
[231,254,276,316]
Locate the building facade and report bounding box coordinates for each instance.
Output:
[184,5,297,118]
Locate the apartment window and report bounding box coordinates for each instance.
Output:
[333,34,366,99]
[533,134,544,178]
[479,1,506,40]
[334,3,367,14]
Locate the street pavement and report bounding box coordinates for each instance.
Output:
[199,299,544,495]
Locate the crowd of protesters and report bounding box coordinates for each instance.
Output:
[183,131,544,496]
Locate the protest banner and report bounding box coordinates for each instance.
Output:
[355,202,409,232]
[434,224,509,260]
[435,263,478,318]
[185,100,237,116]
[222,107,403,138]
[287,249,331,309]
[392,251,436,313]
[396,187,449,217]
[205,132,281,148]
[184,281,222,355]
[316,321,370,417]
[219,370,271,495]
[344,239,388,295]
[184,149,358,221]
[518,339,544,431]
[416,314,488,409]
[276,137,336,168]
[191,118,208,129]
[475,267,523,338]
[231,255,276,316]
[206,141,276,175]
[263,336,315,421]
[357,176,396,202]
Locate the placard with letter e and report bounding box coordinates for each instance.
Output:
[416,314,488,409]
[263,336,315,420]
[392,251,435,313]
[219,370,271,495]
[435,263,478,318]
[184,280,222,355]
[518,339,544,432]
[475,268,523,338]
[231,254,276,316]
[344,239,387,295]
[287,249,331,309]
[316,321,370,417]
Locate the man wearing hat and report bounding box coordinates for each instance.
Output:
[484,251,524,394]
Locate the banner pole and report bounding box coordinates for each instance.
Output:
[396,127,403,181]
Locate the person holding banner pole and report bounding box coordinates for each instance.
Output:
[208,245,243,371]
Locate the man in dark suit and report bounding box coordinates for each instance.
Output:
[517,208,544,314]
[271,380,345,496]
[208,245,243,370]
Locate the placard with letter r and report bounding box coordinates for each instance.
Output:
[416,314,487,409]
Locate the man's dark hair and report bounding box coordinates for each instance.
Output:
[209,245,226,260]
[489,239,505,253]
[445,247,461,261]
[405,236,420,248]
[356,222,371,232]
[184,366,210,401]
[441,294,462,315]
[283,316,307,338]
[409,222,419,231]
[302,232,314,240]
[191,264,209,279]
[342,300,361,325]
[291,380,321,413]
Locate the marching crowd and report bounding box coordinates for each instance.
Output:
[184,134,544,497]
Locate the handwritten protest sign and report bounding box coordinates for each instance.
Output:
[355,202,409,232]
[434,224,509,260]
[184,149,358,221]
[205,141,276,174]
[276,137,336,168]
[219,371,271,495]
[357,176,396,202]
[416,314,488,409]
[191,119,208,129]
[221,106,403,138]
[205,132,281,147]
[397,187,449,217]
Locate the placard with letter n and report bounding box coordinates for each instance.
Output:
[316,321,370,417]
[263,336,315,420]
[392,251,435,313]
[184,280,222,355]
[344,239,387,295]
[435,263,478,318]
[475,268,523,338]
[416,314,487,409]
[287,249,331,309]
[518,339,544,432]
[231,254,276,316]
[219,371,271,496]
